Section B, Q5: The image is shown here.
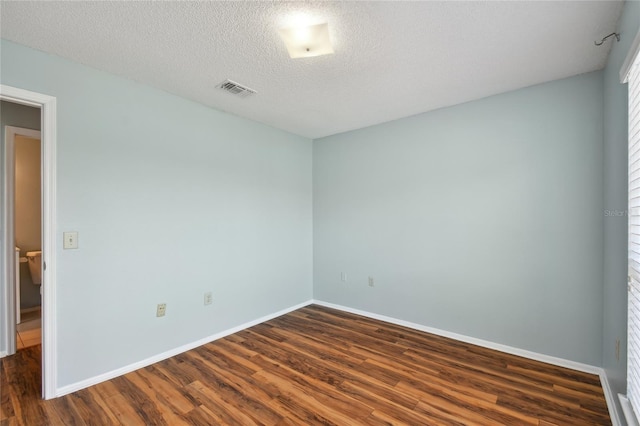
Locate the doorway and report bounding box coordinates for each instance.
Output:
[1,85,57,399]
[10,127,43,350]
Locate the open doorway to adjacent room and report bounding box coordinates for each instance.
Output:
[1,86,57,399]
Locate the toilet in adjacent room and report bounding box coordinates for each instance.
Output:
[25,251,42,285]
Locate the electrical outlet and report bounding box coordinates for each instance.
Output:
[341,272,347,282]
[204,292,213,306]
[156,303,167,317]
[616,338,621,362]
[368,276,375,287]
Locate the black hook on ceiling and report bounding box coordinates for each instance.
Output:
[595,32,620,46]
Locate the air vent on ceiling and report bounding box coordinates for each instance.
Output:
[218,79,257,98]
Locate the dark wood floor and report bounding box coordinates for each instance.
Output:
[1,305,611,425]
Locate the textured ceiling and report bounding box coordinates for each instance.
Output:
[0,1,624,139]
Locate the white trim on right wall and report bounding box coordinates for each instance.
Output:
[621,29,640,83]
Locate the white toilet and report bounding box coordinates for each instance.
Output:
[26,251,42,285]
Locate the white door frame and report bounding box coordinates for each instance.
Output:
[6,126,42,328]
[1,85,57,399]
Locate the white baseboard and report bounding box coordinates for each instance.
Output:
[312,299,622,425]
[55,299,314,397]
[619,393,639,426]
[600,374,623,426]
[20,306,41,314]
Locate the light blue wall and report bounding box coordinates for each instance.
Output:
[314,71,604,365]
[0,40,313,387]
[603,0,640,416]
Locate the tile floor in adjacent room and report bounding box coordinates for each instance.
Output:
[16,308,41,350]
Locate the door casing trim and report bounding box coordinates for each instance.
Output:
[1,84,57,399]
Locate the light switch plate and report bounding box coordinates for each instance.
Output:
[63,231,78,249]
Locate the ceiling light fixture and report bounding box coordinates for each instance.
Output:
[278,23,334,59]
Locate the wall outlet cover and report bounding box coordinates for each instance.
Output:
[156,303,167,317]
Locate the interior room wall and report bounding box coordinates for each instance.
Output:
[0,39,313,388]
[313,71,605,366]
[602,0,640,415]
[15,134,42,308]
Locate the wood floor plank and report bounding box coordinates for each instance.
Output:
[182,405,218,426]
[254,369,369,425]
[413,398,488,426]
[334,380,430,425]
[132,367,196,415]
[184,351,284,424]
[72,386,131,424]
[110,375,168,425]
[104,392,147,425]
[365,357,498,405]
[124,371,191,426]
[82,388,123,425]
[47,395,87,426]
[0,305,612,425]
[365,408,446,426]
[183,380,259,425]
[403,347,557,395]
[0,372,15,421]
[249,353,375,420]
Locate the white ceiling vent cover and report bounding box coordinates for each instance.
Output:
[218,79,257,98]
